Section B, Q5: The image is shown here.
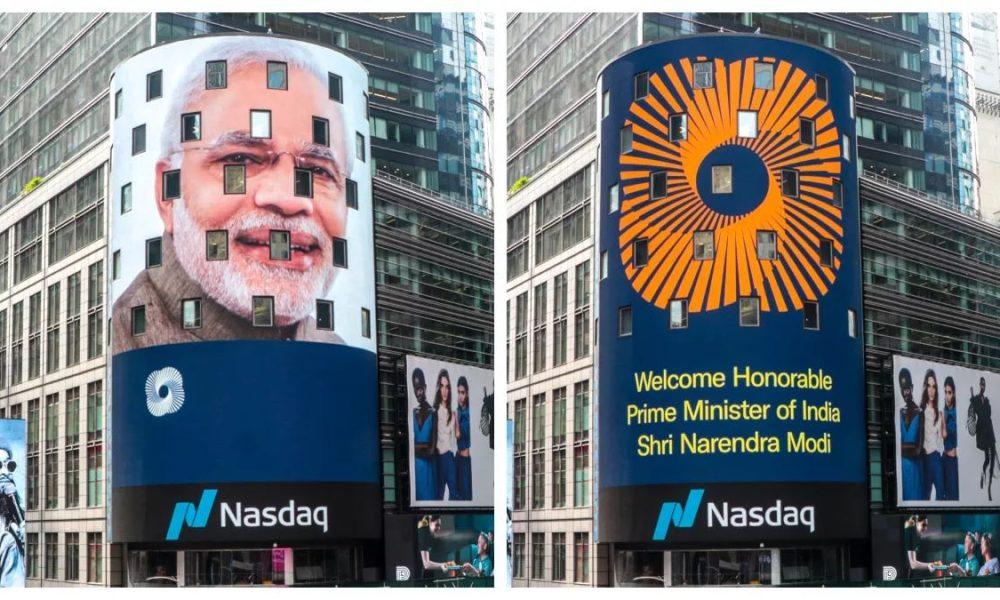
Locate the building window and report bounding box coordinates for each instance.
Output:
[601,89,609,118]
[132,124,146,155]
[328,72,343,102]
[146,70,162,101]
[848,308,857,338]
[65,533,79,581]
[26,533,38,578]
[87,533,102,583]
[757,231,777,260]
[346,179,358,209]
[552,532,567,581]
[513,533,525,579]
[804,301,820,330]
[270,230,290,261]
[670,299,688,329]
[754,63,774,89]
[819,239,834,267]
[356,132,366,162]
[294,169,313,198]
[162,170,181,200]
[206,230,228,260]
[711,165,732,194]
[224,164,246,194]
[316,300,334,330]
[633,238,650,268]
[146,237,162,268]
[250,109,271,138]
[620,125,633,153]
[617,306,632,337]
[669,113,687,141]
[609,183,620,212]
[531,450,545,509]
[532,283,547,374]
[650,171,667,199]
[86,263,103,360]
[531,532,546,578]
[120,183,132,214]
[815,74,829,101]
[634,71,649,99]
[182,298,202,329]
[831,179,843,207]
[842,134,851,160]
[266,61,288,90]
[181,112,201,142]
[739,297,760,327]
[44,532,58,579]
[333,237,348,267]
[600,251,608,280]
[574,533,590,583]
[799,118,815,146]
[781,169,799,197]
[361,307,371,338]
[738,110,757,138]
[553,274,569,367]
[574,261,591,359]
[114,89,123,118]
[693,61,713,88]
[206,60,227,89]
[693,231,714,260]
[131,306,146,336]
[313,116,330,146]
[252,297,274,327]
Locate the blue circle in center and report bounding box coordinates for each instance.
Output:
[696,144,770,216]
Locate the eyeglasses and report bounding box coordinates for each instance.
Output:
[0,459,15,472]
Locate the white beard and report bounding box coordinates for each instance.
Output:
[172,199,336,326]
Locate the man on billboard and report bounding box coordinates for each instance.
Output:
[113,39,354,352]
[0,447,25,588]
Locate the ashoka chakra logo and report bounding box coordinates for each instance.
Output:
[145,367,185,417]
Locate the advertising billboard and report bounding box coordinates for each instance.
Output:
[596,35,867,545]
[108,35,380,543]
[892,355,1000,509]
[405,355,494,508]
[871,512,1000,582]
[0,419,26,588]
[384,513,494,584]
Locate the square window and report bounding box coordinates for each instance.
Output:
[131,306,146,336]
[600,251,608,280]
[669,114,687,141]
[112,251,121,281]
[162,170,181,200]
[711,165,732,194]
[361,307,372,338]
[831,180,843,207]
[146,70,162,101]
[132,125,146,155]
[250,110,271,138]
[620,125,633,153]
[267,61,288,90]
[634,72,649,99]
[781,169,799,197]
[815,74,829,101]
[346,179,358,209]
[224,165,246,194]
[737,110,757,138]
[356,132,366,162]
[754,63,774,89]
[333,237,348,268]
[145,238,162,268]
[848,308,857,338]
[252,296,274,327]
[799,118,815,146]
[182,298,202,330]
[114,89,123,119]
[316,300,334,330]
[819,239,834,267]
[294,169,313,198]
[650,171,667,199]
[633,238,650,268]
[617,306,633,337]
[602,90,610,118]
[270,230,290,261]
[120,183,132,214]
[181,112,201,142]
[206,60,227,89]
[803,301,819,330]
[693,231,714,260]
[670,299,688,329]
[328,72,343,102]
[206,230,228,261]
[313,116,330,146]
[609,183,620,212]
[739,297,760,327]
[757,231,777,260]
[693,62,713,88]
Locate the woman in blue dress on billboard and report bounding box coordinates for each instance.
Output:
[921,369,947,500]
[434,369,459,500]
[942,376,960,500]
[898,368,924,501]
[456,376,473,501]
[411,368,439,501]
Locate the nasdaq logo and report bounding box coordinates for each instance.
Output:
[652,489,704,540]
[166,489,217,541]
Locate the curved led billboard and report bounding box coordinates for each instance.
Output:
[596,35,866,545]
[108,35,379,543]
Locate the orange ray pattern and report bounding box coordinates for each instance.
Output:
[618,57,844,314]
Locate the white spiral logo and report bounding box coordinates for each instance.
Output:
[395,566,411,581]
[145,367,185,417]
[882,566,897,581]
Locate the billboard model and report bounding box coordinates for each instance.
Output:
[406,355,494,508]
[892,355,1000,509]
[108,35,380,543]
[0,419,26,588]
[596,35,867,545]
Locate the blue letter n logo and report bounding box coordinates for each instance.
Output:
[652,488,704,540]
[166,489,217,541]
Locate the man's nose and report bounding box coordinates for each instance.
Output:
[253,155,314,217]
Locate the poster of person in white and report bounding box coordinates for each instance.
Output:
[407,355,494,507]
[895,355,1000,508]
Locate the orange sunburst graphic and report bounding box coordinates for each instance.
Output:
[618,56,844,314]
